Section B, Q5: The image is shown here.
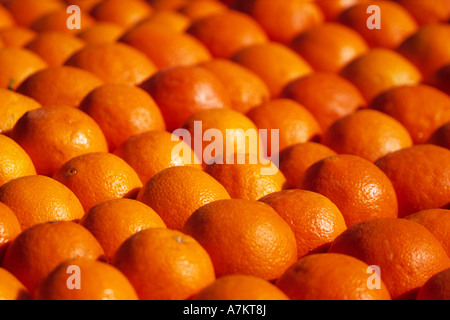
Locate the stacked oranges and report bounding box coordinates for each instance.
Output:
[0,0,450,301]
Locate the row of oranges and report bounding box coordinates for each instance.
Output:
[0,0,450,301]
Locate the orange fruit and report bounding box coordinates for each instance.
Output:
[275,253,391,300]
[140,65,231,131]
[299,154,398,228]
[416,268,450,300]
[404,209,450,257]
[199,58,270,114]
[112,228,216,300]
[370,84,450,144]
[0,202,21,264]
[0,26,37,47]
[259,189,347,258]
[241,0,324,44]
[34,258,138,300]
[322,109,413,162]
[337,0,418,49]
[137,9,191,32]
[181,108,260,165]
[113,130,202,184]
[16,65,103,108]
[0,267,30,300]
[76,22,125,44]
[204,153,287,201]
[10,105,108,176]
[186,10,268,59]
[328,218,450,300]
[147,0,188,10]
[282,72,366,131]
[179,0,228,21]
[79,198,166,262]
[25,31,86,66]
[340,48,422,103]
[192,275,289,300]
[0,175,84,230]
[430,63,450,96]
[65,42,157,86]
[90,0,154,28]
[290,22,369,73]
[278,142,337,189]
[136,166,231,230]
[64,0,103,11]
[0,47,47,90]
[183,199,297,280]
[375,144,450,218]
[53,152,143,212]
[0,88,41,135]
[79,84,165,152]
[397,24,450,82]
[30,9,96,35]
[2,221,105,295]
[428,122,450,150]
[120,23,211,69]
[315,0,367,21]
[232,42,313,98]
[0,5,15,29]
[246,98,322,155]
[0,134,36,187]
[395,0,450,25]
[4,0,65,27]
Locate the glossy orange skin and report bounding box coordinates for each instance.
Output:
[0,175,85,230]
[0,47,47,90]
[113,130,202,184]
[375,145,450,217]
[0,268,30,300]
[25,31,86,66]
[404,209,450,257]
[417,268,450,300]
[10,105,108,176]
[278,142,337,189]
[113,228,216,300]
[329,218,450,300]
[183,199,298,281]
[282,72,366,131]
[290,22,369,73]
[199,58,270,114]
[52,152,143,212]
[90,0,154,28]
[120,23,211,69]
[243,0,324,44]
[0,134,36,187]
[0,202,21,265]
[192,275,289,300]
[186,10,268,59]
[140,66,231,131]
[231,42,313,98]
[2,221,105,296]
[137,166,230,231]
[337,0,418,49]
[300,154,399,227]
[79,84,165,152]
[322,109,413,162]
[259,189,347,258]
[16,66,104,108]
[79,199,167,262]
[276,253,392,300]
[370,84,450,144]
[34,258,139,300]
[65,42,157,86]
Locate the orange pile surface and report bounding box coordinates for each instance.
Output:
[0,0,450,301]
